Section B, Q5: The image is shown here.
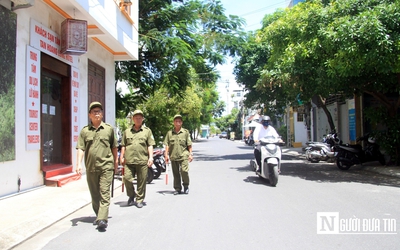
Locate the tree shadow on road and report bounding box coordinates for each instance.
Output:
[228,152,400,188]
[281,160,400,188]
[194,152,254,161]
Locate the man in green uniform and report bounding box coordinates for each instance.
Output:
[120,110,155,208]
[164,114,193,195]
[76,102,118,231]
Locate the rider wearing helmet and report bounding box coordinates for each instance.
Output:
[253,115,280,172]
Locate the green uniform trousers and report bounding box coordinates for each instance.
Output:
[124,164,148,203]
[86,168,113,222]
[171,159,190,191]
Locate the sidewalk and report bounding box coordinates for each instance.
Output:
[0,177,123,250]
[1,145,399,250]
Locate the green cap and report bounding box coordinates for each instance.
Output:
[89,101,103,112]
[132,109,144,117]
[173,114,183,120]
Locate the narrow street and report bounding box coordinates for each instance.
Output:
[16,138,400,250]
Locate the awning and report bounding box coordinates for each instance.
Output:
[244,121,259,128]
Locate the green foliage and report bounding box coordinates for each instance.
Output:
[135,81,220,145]
[277,124,288,146]
[235,0,400,163]
[363,105,400,165]
[0,6,16,162]
[115,0,245,117]
[214,108,239,134]
[0,85,15,161]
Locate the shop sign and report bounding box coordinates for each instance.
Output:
[26,46,41,150]
[30,19,78,68]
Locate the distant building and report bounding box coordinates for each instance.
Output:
[288,0,305,7]
[222,80,245,115]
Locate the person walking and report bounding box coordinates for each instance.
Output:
[119,110,155,208]
[163,114,193,195]
[75,101,118,231]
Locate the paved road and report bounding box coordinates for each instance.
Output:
[16,138,400,250]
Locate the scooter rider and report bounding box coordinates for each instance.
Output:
[253,115,280,172]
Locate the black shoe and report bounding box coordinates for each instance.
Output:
[184,188,189,194]
[98,220,108,229]
[173,190,181,195]
[93,220,98,226]
[136,202,143,208]
[127,196,135,206]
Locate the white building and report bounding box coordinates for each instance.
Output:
[220,80,245,115]
[0,0,138,197]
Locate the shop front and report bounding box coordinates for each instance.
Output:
[0,0,138,197]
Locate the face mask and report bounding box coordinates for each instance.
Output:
[262,121,269,127]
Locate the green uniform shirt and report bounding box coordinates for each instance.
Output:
[76,122,118,172]
[121,125,155,165]
[164,128,192,161]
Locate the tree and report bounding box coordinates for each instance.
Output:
[115,0,245,118]
[214,108,240,136]
[135,78,222,145]
[237,0,400,162]
[236,0,400,163]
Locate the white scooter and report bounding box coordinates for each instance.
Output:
[250,136,284,187]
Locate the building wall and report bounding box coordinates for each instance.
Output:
[312,100,352,145]
[0,2,116,197]
[339,101,350,144]
[293,112,307,145]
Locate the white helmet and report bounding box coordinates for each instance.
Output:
[259,115,271,123]
[368,137,376,144]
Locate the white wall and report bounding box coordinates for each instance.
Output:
[293,113,308,145]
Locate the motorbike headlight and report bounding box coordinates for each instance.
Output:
[266,144,278,154]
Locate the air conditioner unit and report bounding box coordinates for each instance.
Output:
[11,0,34,10]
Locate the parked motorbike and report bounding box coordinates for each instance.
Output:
[334,133,385,170]
[305,131,340,163]
[250,136,284,186]
[152,148,166,179]
[244,133,254,146]
[115,144,160,184]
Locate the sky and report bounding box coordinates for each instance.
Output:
[215,0,291,99]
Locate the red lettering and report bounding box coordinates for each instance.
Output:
[73,90,78,97]
[29,109,38,118]
[35,25,47,38]
[47,33,54,42]
[30,77,38,86]
[73,135,78,142]
[46,44,58,55]
[74,106,78,112]
[74,126,79,132]
[65,54,73,63]
[29,89,39,99]
[31,63,36,73]
[30,51,37,61]
[28,135,40,143]
[29,122,38,131]
[72,80,79,88]
[40,40,46,49]
[73,71,78,78]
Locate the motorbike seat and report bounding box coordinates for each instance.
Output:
[336,144,362,153]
